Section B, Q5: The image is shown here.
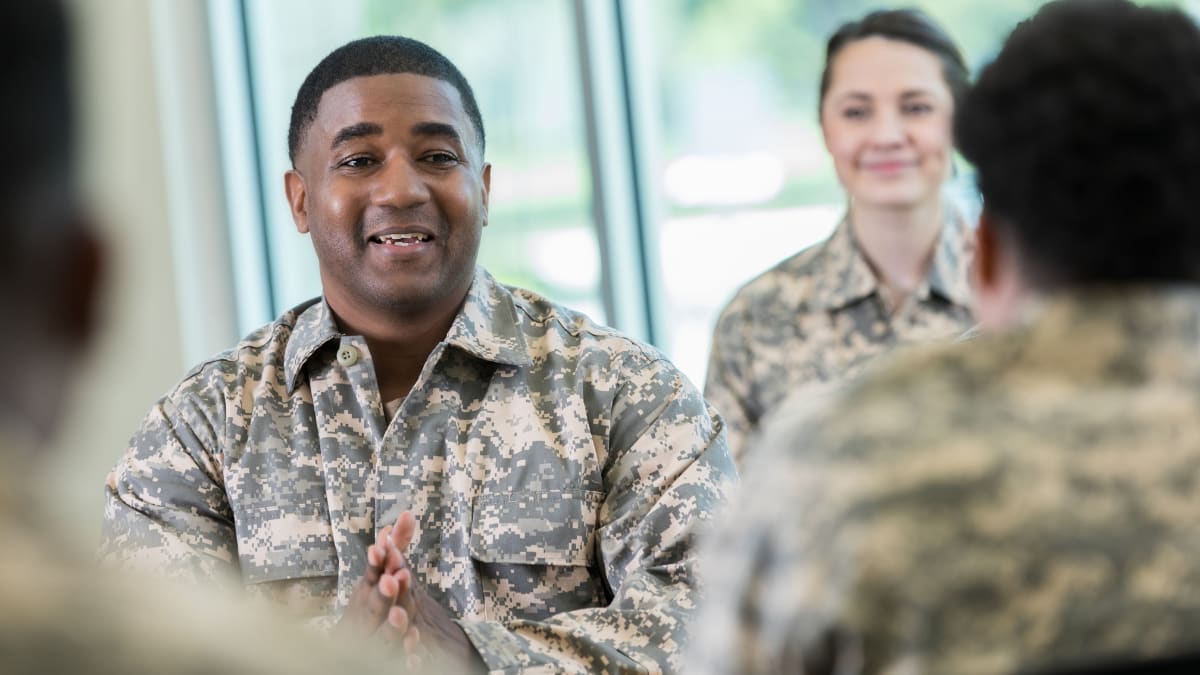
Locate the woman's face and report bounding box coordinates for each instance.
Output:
[820,36,955,212]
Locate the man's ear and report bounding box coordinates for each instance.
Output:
[284,169,309,234]
[480,163,491,227]
[972,209,1001,294]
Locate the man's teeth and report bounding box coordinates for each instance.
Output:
[373,233,431,246]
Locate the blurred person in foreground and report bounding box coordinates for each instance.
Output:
[0,3,415,673]
[704,8,975,465]
[102,34,735,673]
[688,0,1200,673]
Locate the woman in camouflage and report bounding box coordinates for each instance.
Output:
[704,8,976,464]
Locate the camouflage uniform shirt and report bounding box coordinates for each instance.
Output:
[704,213,974,463]
[689,286,1200,674]
[1,429,407,675]
[103,267,735,674]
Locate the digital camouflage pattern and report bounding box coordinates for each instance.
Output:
[689,287,1200,675]
[704,212,974,464]
[0,431,407,675]
[103,267,736,674]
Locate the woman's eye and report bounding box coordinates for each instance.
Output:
[842,107,868,120]
[903,102,934,115]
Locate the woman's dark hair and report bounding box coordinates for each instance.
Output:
[819,8,969,116]
[956,0,1200,287]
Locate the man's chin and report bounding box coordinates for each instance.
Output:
[366,281,470,315]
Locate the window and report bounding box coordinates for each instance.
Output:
[217,0,1196,387]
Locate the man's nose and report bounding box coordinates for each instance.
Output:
[371,157,431,207]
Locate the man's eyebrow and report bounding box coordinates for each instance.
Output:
[330,122,383,151]
[411,121,464,146]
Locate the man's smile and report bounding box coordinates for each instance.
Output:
[370,231,433,247]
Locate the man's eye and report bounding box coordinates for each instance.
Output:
[338,156,375,169]
[422,151,460,165]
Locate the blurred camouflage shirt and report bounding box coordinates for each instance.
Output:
[103,267,735,674]
[1,430,405,675]
[690,287,1200,675]
[704,213,974,463]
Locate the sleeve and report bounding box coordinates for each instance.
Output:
[704,301,757,464]
[457,356,739,674]
[101,394,240,585]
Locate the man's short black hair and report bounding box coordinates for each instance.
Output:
[287,35,485,165]
[956,0,1200,287]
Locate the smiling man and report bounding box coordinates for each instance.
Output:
[103,36,735,673]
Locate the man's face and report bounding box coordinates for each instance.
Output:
[285,73,490,318]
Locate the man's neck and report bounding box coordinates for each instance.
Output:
[326,292,468,405]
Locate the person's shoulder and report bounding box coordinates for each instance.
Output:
[164,299,321,403]
[767,330,1027,457]
[850,330,1021,401]
[504,283,673,370]
[717,238,833,320]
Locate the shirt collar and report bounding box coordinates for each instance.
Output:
[808,217,878,311]
[443,267,533,368]
[809,209,974,311]
[283,267,532,393]
[925,209,975,308]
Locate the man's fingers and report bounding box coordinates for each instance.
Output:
[354,570,397,628]
[391,511,417,550]
[337,573,393,635]
[372,600,410,650]
[384,542,405,575]
[394,567,412,598]
[405,627,424,671]
[388,606,410,634]
[403,625,421,653]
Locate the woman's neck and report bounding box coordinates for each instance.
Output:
[849,198,946,304]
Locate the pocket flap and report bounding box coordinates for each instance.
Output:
[469,490,602,566]
[235,501,338,583]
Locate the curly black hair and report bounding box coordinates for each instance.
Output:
[956,0,1200,287]
[819,8,969,117]
[287,36,485,165]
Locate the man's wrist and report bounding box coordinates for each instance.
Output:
[435,622,487,674]
[412,584,486,672]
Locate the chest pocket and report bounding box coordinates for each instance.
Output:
[469,490,602,566]
[234,499,338,584]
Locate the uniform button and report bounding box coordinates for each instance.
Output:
[337,345,359,367]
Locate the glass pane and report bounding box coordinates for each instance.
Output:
[636,0,1050,385]
[242,0,603,321]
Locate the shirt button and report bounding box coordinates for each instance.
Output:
[337,345,359,367]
